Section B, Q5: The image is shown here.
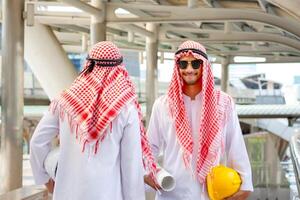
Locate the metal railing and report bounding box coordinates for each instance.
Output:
[289,132,300,198]
[0,185,48,200]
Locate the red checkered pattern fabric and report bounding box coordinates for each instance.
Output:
[167,40,231,183]
[50,41,157,177]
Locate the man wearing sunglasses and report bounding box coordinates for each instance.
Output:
[144,40,253,200]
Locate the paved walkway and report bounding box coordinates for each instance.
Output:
[23,154,35,187]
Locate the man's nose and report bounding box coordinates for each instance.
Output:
[185,62,194,72]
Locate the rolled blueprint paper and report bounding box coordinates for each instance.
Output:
[44,147,60,180]
[156,167,176,192]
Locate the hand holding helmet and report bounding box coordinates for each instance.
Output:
[206,165,242,200]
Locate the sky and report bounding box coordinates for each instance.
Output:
[256,63,300,85]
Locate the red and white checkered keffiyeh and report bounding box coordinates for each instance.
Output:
[50,41,157,177]
[167,40,231,183]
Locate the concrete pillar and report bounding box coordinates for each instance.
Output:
[81,33,88,52]
[90,0,106,45]
[221,57,230,92]
[25,22,77,100]
[0,0,24,193]
[160,52,164,64]
[128,31,134,43]
[188,0,198,8]
[145,23,158,125]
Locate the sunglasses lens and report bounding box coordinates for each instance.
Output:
[178,59,203,69]
[178,60,188,69]
[191,60,202,69]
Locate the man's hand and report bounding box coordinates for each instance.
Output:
[144,174,162,191]
[225,190,251,200]
[45,178,55,194]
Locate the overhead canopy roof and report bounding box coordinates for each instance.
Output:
[22,0,300,63]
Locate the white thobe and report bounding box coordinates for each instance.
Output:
[147,93,253,200]
[30,103,146,200]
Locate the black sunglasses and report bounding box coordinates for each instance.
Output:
[177,59,203,69]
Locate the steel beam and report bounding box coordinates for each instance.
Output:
[160,32,300,51]
[61,0,102,19]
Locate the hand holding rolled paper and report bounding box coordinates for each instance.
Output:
[144,173,162,191]
[144,167,176,192]
[156,167,176,192]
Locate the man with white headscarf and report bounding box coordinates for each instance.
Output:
[144,40,253,199]
[30,41,157,200]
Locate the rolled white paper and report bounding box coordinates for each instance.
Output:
[44,147,60,180]
[156,168,176,192]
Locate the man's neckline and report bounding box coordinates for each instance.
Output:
[183,92,202,101]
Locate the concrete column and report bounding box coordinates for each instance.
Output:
[81,33,88,52]
[0,0,24,193]
[128,31,134,43]
[221,57,230,92]
[160,52,164,64]
[90,0,106,45]
[25,22,77,100]
[145,23,158,125]
[188,0,198,8]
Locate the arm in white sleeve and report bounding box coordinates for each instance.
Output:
[225,101,253,191]
[120,105,146,200]
[30,110,59,185]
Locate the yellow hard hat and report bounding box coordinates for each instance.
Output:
[206,165,241,200]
